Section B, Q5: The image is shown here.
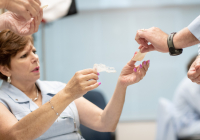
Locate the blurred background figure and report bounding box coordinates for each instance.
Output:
[156,54,200,140]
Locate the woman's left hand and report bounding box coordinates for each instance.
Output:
[119,54,150,88]
[3,10,43,36]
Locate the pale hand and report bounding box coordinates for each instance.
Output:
[118,54,150,88]
[3,10,43,36]
[135,27,169,53]
[187,55,200,84]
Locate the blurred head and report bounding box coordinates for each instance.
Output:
[0,29,40,84]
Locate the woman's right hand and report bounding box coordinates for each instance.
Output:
[64,69,100,99]
[2,0,41,21]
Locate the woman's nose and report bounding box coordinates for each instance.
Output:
[31,53,39,63]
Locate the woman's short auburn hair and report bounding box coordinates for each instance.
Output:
[0,29,33,81]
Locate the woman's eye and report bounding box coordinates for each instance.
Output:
[33,50,37,54]
[20,54,27,58]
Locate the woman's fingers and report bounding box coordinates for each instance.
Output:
[138,64,146,78]
[85,82,101,91]
[80,68,99,75]
[83,73,99,81]
[142,60,150,71]
[84,80,98,87]
[134,60,150,81]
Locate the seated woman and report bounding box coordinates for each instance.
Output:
[0,29,150,140]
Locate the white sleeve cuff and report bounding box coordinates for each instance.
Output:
[188,15,200,41]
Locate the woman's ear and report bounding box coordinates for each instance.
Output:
[0,65,11,77]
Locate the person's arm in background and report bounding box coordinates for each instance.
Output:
[0,0,41,21]
[135,15,200,84]
[0,10,43,36]
[135,16,200,53]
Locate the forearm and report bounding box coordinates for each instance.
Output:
[6,89,74,140]
[100,80,127,132]
[173,27,200,49]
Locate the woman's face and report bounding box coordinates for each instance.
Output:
[9,41,40,83]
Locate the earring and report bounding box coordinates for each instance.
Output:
[7,76,11,83]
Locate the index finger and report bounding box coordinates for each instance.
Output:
[80,69,99,75]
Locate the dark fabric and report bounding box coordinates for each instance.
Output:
[80,90,115,140]
[65,0,78,16]
[178,136,200,140]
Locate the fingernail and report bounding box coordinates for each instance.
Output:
[140,64,142,68]
[134,68,137,72]
[144,61,146,65]
[98,82,101,85]
[97,72,99,75]
[148,60,150,64]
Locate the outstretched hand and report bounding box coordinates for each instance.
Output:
[3,10,43,36]
[119,52,150,88]
[135,27,169,53]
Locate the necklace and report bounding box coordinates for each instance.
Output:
[31,86,39,102]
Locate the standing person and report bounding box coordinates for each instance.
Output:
[0,29,150,140]
[135,15,200,84]
[0,0,43,35]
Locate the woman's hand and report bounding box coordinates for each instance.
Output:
[119,53,150,88]
[64,69,100,100]
[2,0,41,21]
[2,10,43,36]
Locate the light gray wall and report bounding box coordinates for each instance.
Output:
[32,2,200,121]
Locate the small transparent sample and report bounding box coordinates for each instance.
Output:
[132,51,147,61]
[42,5,48,10]
[93,64,116,73]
